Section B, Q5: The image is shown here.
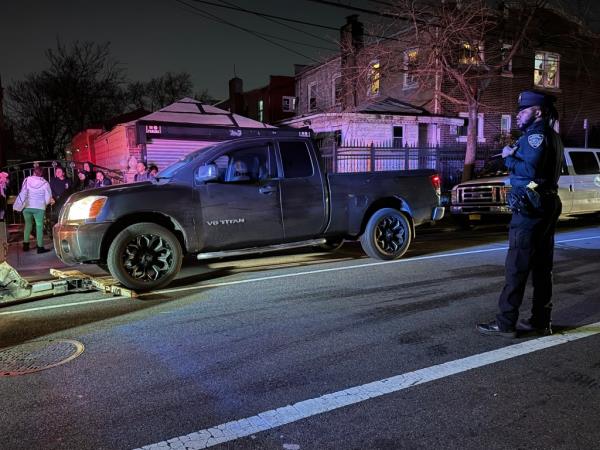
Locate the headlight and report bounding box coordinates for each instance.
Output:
[66,196,107,221]
[450,187,458,204]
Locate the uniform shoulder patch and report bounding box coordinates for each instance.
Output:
[527,133,544,149]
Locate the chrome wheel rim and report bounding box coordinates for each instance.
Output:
[374,215,406,255]
[122,234,173,282]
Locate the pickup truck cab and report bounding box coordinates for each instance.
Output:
[54,134,444,291]
[450,147,600,226]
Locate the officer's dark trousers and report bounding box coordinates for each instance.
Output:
[496,195,562,330]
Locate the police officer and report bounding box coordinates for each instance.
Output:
[477,90,563,337]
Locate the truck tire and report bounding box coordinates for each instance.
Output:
[107,222,182,291]
[360,208,412,260]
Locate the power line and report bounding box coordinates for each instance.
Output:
[184,0,341,31]
[172,0,322,62]
[216,0,338,47]
[186,0,405,41]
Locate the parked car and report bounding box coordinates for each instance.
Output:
[53,132,445,291]
[450,147,600,227]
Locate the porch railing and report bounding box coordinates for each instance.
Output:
[319,143,500,193]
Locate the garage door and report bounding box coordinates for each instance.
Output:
[146,139,219,171]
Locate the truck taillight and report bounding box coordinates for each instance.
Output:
[430,174,441,196]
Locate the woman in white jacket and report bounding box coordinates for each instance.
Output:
[19,167,53,253]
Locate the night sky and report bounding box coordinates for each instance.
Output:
[0,0,379,101]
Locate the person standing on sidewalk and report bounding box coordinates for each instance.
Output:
[49,166,70,225]
[18,167,53,253]
[0,172,9,221]
[477,91,563,338]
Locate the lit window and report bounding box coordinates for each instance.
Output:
[534,51,560,88]
[282,96,296,112]
[403,49,418,88]
[501,114,511,135]
[258,100,264,122]
[332,75,342,105]
[308,82,317,112]
[457,112,486,143]
[501,43,513,73]
[369,60,381,96]
[460,41,484,65]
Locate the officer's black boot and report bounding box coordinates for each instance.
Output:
[22,242,30,251]
[37,246,50,254]
[517,318,552,336]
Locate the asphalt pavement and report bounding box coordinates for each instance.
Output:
[1,218,600,449]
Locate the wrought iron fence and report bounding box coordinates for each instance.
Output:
[319,143,500,193]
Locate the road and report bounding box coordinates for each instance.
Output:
[1,219,600,449]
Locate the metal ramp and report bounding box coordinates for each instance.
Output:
[0,222,136,306]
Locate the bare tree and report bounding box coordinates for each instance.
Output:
[344,0,556,181]
[6,40,125,159]
[125,72,194,111]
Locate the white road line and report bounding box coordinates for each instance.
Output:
[145,234,600,296]
[2,234,599,315]
[134,321,600,449]
[0,297,122,316]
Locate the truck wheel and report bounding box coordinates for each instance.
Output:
[107,223,182,291]
[360,208,412,260]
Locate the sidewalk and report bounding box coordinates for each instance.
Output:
[4,224,105,283]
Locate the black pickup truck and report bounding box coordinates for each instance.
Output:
[54,135,444,290]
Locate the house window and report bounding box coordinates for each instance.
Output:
[308,82,317,112]
[393,126,403,147]
[282,96,296,112]
[403,49,418,88]
[332,74,342,105]
[501,43,513,73]
[257,100,264,122]
[457,112,486,143]
[534,51,560,88]
[368,60,381,96]
[501,114,512,135]
[460,41,484,65]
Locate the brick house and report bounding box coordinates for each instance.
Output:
[283,7,600,151]
[215,75,296,125]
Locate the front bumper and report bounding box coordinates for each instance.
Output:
[450,205,512,215]
[53,222,112,264]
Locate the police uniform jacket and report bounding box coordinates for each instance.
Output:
[504,121,563,193]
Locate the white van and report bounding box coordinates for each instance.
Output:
[450,147,600,225]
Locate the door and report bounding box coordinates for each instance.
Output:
[277,140,327,241]
[557,153,573,215]
[566,149,600,214]
[194,142,283,250]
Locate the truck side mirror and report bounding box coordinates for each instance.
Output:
[195,164,218,183]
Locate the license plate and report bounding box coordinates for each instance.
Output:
[468,214,481,221]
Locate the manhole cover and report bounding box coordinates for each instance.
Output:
[0,339,85,376]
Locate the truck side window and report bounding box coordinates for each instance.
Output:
[212,155,230,181]
[569,151,600,175]
[279,141,314,178]
[221,145,271,183]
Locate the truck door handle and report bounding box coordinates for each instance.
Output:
[259,185,277,195]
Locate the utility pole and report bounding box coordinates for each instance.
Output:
[0,74,4,167]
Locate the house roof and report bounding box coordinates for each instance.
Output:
[356,97,429,115]
[139,97,275,128]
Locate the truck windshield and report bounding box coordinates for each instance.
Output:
[477,154,509,178]
[157,146,216,178]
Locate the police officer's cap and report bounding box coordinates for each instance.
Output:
[517,90,557,111]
